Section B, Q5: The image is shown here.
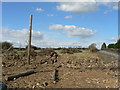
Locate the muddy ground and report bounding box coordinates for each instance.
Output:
[1,50,119,88]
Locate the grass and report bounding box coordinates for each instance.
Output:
[54,50,63,55]
[69,50,117,64]
[103,49,119,54]
[73,50,96,59]
[13,49,117,64]
[14,50,25,53]
[96,51,117,63]
[35,50,41,52]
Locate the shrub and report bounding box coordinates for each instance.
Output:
[88,43,98,52]
[101,42,107,50]
[108,44,115,48]
[39,48,56,56]
[1,41,13,52]
[26,45,38,50]
[107,39,120,49]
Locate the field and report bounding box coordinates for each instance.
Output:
[1,49,119,88]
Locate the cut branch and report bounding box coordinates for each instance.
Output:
[6,70,36,81]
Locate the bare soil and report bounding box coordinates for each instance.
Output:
[1,50,119,88]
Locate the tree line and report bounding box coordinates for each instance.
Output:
[1,38,119,52]
[101,39,120,50]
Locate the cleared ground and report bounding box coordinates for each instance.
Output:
[2,50,119,88]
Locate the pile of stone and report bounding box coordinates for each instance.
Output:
[64,56,118,70]
[3,51,21,60]
[37,52,58,65]
[3,49,37,61]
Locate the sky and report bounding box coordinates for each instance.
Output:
[1,1,119,48]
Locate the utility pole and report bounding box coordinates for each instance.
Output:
[28,15,32,64]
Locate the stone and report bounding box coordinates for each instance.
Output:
[42,82,48,86]
[0,81,7,90]
[32,85,36,88]
[36,83,40,86]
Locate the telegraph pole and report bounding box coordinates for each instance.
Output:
[28,15,32,64]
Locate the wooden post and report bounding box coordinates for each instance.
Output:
[28,15,32,64]
[53,69,58,83]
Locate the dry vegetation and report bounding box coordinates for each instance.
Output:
[1,48,119,88]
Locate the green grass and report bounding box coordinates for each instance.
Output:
[54,50,63,55]
[73,50,95,59]
[14,50,25,53]
[35,50,41,52]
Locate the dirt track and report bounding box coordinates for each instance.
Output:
[2,50,119,88]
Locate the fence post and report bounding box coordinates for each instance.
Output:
[28,15,32,64]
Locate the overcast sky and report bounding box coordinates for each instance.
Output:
[1,1,119,48]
